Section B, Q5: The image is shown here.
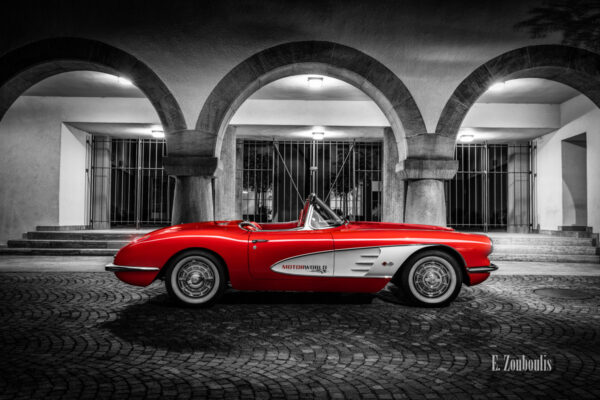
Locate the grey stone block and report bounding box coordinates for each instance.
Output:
[163,156,219,177]
[406,134,456,159]
[398,159,458,180]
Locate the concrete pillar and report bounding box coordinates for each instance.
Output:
[507,145,531,233]
[382,128,404,222]
[163,127,219,225]
[235,139,244,219]
[400,134,459,226]
[398,155,458,227]
[91,136,111,229]
[404,179,446,226]
[171,176,214,224]
[214,126,237,220]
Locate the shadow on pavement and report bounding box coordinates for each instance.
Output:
[102,290,384,352]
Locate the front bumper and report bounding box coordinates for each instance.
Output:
[465,263,498,286]
[105,263,159,272]
[467,264,498,273]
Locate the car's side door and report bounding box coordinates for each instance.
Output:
[248,229,334,279]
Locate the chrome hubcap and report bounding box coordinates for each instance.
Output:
[413,260,451,298]
[176,258,216,298]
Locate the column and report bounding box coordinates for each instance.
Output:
[401,134,458,227]
[164,129,219,225]
[404,178,447,226]
[382,128,404,222]
[214,126,237,220]
[91,136,111,229]
[235,139,244,219]
[507,144,531,233]
[171,175,214,224]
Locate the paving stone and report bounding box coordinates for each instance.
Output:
[0,274,599,399]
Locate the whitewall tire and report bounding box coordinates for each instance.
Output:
[165,250,226,307]
[398,250,462,307]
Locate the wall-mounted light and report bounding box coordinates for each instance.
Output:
[459,134,474,143]
[117,76,133,86]
[307,76,324,89]
[151,130,165,139]
[488,81,505,92]
[312,131,325,140]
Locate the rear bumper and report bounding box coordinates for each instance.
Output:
[105,263,160,287]
[105,263,159,272]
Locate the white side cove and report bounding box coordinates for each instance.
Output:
[271,245,430,278]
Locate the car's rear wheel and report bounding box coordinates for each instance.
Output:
[397,250,462,307]
[165,250,226,307]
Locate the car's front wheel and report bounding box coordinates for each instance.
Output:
[396,250,462,307]
[165,250,226,307]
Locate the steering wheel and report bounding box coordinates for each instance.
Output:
[239,221,261,231]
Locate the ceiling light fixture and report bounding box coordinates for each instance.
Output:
[312,131,325,140]
[151,130,165,139]
[488,81,506,92]
[459,134,475,143]
[117,76,133,86]
[307,76,324,89]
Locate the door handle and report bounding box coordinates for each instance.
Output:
[252,239,269,243]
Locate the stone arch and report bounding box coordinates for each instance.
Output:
[436,45,600,144]
[0,37,186,132]
[195,41,426,160]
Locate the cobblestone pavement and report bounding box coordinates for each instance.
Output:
[1,273,599,399]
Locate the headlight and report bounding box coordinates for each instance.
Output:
[133,234,152,243]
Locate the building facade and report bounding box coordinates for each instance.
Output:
[1,0,599,244]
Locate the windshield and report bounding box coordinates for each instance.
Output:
[310,196,344,228]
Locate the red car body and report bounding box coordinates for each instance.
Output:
[110,218,494,294]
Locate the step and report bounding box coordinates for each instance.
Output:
[491,253,600,263]
[559,225,592,232]
[493,244,598,255]
[488,235,594,246]
[36,225,90,231]
[7,239,129,249]
[0,248,117,256]
[25,231,147,241]
[538,230,594,238]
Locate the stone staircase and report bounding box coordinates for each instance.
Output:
[1,225,598,263]
[0,227,150,256]
[489,226,599,263]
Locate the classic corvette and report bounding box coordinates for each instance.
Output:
[106,194,497,307]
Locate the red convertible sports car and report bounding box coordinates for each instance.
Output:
[106,194,497,307]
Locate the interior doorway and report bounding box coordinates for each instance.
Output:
[561,133,587,227]
[90,137,175,228]
[240,139,382,222]
[445,143,534,232]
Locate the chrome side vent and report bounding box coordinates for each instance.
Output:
[334,247,382,277]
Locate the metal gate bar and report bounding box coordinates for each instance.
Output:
[90,137,175,228]
[445,143,533,232]
[241,139,382,223]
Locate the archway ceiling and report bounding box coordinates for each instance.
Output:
[0,38,187,133]
[249,75,371,101]
[477,78,579,104]
[23,71,146,98]
[67,122,162,139]
[233,125,384,141]
[457,127,555,143]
